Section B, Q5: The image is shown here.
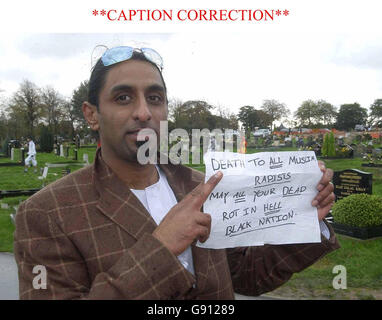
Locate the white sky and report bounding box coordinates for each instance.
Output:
[0,1,382,123]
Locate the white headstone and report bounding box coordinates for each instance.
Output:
[10,148,14,160]
[60,144,64,157]
[83,153,89,164]
[1,203,9,209]
[38,167,49,180]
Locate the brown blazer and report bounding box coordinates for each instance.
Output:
[14,149,340,299]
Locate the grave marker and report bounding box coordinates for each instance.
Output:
[333,169,372,201]
[83,153,89,164]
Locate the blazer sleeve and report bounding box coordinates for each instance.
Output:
[14,200,195,300]
[226,219,340,296]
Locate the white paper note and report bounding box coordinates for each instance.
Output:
[197,151,322,249]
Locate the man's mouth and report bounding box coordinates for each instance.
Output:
[126,128,156,141]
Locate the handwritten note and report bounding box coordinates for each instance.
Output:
[197,151,322,249]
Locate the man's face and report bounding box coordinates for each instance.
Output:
[95,59,167,163]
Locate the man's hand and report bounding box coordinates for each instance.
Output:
[311,160,335,220]
[153,171,223,256]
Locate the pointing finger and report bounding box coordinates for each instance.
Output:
[189,171,223,208]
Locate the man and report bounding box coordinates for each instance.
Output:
[14,46,339,299]
[24,137,38,173]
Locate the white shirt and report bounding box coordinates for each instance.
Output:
[28,141,36,156]
[130,166,195,276]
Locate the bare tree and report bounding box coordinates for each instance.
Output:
[41,86,65,136]
[10,80,43,138]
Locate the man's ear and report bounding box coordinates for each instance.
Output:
[82,102,100,131]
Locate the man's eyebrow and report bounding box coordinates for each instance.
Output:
[109,83,166,95]
[145,84,166,93]
[109,84,133,94]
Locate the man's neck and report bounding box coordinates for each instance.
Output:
[101,151,159,190]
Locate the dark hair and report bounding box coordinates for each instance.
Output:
[88,51,167,110]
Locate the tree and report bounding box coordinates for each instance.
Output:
[61,100,77,139]
[321,132,335,157]
[9,80,43,138]
[71,80,89,129]
[322,133,329,157]
[238,106,256,132]
[335,103,368,131]
[316,100,337,127]
[369,98,382,127]
[260,99,289,131]
[294,100,316,127]
[237,106,272,133]
[41,86,65,137]
[39,125,54,152]
[295,100,337,128]
[328,132,336,157]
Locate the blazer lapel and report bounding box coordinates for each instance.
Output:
[93,151,157,240]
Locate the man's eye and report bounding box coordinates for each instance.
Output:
[116,94,131,102]
[148,95,163,103]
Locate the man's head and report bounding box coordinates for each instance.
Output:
[82,47,168,164]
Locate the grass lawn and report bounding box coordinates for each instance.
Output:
[1,146,381,299]
[269,234,382,300]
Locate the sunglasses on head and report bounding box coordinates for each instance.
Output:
[101,46,164,71]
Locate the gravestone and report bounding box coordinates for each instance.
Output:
[10,148,14,161]
[21,148,25,164]
[38,167,49,180]
[83,153,89,164]
[60,144,64,157]
[333,169,372,201]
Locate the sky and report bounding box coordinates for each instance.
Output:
[0,1,382,123]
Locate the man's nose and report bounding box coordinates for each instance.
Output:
[133,97,152,122]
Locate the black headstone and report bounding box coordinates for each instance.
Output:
[333,169,372,201]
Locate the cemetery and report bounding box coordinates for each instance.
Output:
[0,129,381,300]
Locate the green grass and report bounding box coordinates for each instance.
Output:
[0,147,98,253]
[0,207,16,252]
[270,235,382,299]
[0,147,97,190]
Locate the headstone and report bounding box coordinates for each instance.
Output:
[333,169,372,201]
[60,144,64,157]
[10,148,14,161]
[21,148,25,164]
[83,153,89,164]
[38,167,49,180]
[1,203,9,209]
